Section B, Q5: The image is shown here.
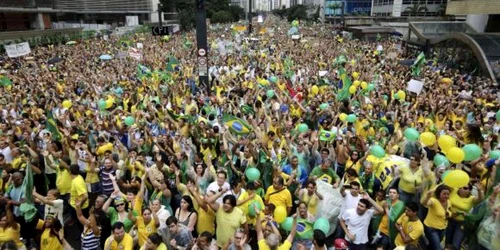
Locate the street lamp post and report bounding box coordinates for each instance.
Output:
[196,0,210,92]
[248,0,252,35]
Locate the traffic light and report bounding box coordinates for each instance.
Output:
[197,0,204,9]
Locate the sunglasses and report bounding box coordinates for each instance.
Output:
[116,203,125,207]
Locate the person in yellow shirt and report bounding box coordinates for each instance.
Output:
[264,176,293,215]
[398,154,424,204]
[295,180,323,219]
[96,137,114,156]
[36,215,64,250]
[395,201,424,247]
[69,165,89,211]
[255,205,297,250]
[104,222,134,250]
[422,185,452,250]
[139,233,167,250]
[205,188,248,247]
[0,202,24,249]
[130,207,160,246]
[446,183,484,249]
[237,182,265,226]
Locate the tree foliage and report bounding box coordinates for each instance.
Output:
[272,4,317,22]
[161,0,245,30]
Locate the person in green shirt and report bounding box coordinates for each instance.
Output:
[310,159,340,187]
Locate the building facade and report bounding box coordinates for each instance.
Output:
[325,0,372,16]
[371,0,446,17]
[0,0,159,31]
[446,0,500,32]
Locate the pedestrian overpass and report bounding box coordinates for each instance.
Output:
[407,21,500,83]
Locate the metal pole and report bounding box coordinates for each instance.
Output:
[341,1,345,30]
[248,0,252,35]
[196,0,209,92]
[158,3,162,26]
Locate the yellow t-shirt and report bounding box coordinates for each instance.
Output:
[196,205,216,235]
[299,191,319,217]
[40,228,63,250]
[449,191,475,221]
[395,214,424,247]
[85,164,99,184]
[215,207,247,247]
[70,175,89,209]
[136,216,157,246]
[424,197,452,229]
[237,191,265,225]
[56,167,72,195]
[258,239,292,250]
[264,186,292,209]
[104,233,134,250]
[0,224,23,248]
[398,166,423,194]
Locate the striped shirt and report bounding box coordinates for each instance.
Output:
[81,227,100,250]
[99,166,116,196]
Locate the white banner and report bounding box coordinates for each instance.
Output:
[407,79,424,95]
[316,180,344,237]
[5,42,31,58]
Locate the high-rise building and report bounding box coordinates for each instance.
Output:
[371,0,447,17]
[0,0,160,31]
[445,0,500,32]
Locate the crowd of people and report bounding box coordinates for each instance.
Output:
[0,15,498,250]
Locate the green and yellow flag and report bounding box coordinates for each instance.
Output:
[319,130,336,142]
[337,66,352,101]
[166,56,179,72]
[411,52,426,76]
[222,114,252,135]
[46,112,62,141]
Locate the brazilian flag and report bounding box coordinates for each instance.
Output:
[222,114,252,135]
[296,219,314,239]
[46,112,62,141]
[241,105,255,115]
[137,64,152,80]
[0,76,12,87]
[319,130,335,142]
[166,56,179,72]
[411,52,426,76]
[336,66,352,101]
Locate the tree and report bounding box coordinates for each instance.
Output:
[405,4,429,17]
[160,0,244,30]
[328,3,342,25]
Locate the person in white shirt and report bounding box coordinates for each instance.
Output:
[0,139,12,163]
[339,194,384,250]
[32,188,64,225]
[206,171,231,204]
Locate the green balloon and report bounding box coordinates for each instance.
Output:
[394,93,400,100]
[266,89,274,98]
[371,145,386,158]
[367,83,375,91]
[383,94,388,100]
[124,116,135,126]
[280,217,294,231]
[404,128,420,141]
[270,76,278,83]
[245,167,260,181]
[346,114,357,123]
[463,144,482,161]
[434,154,450,167]
[489,150,500,160]
[319,103,329,110]
[313,218,330,235]
[248,201,262,217]
[298,123,309,133]
[98,99,106,110]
